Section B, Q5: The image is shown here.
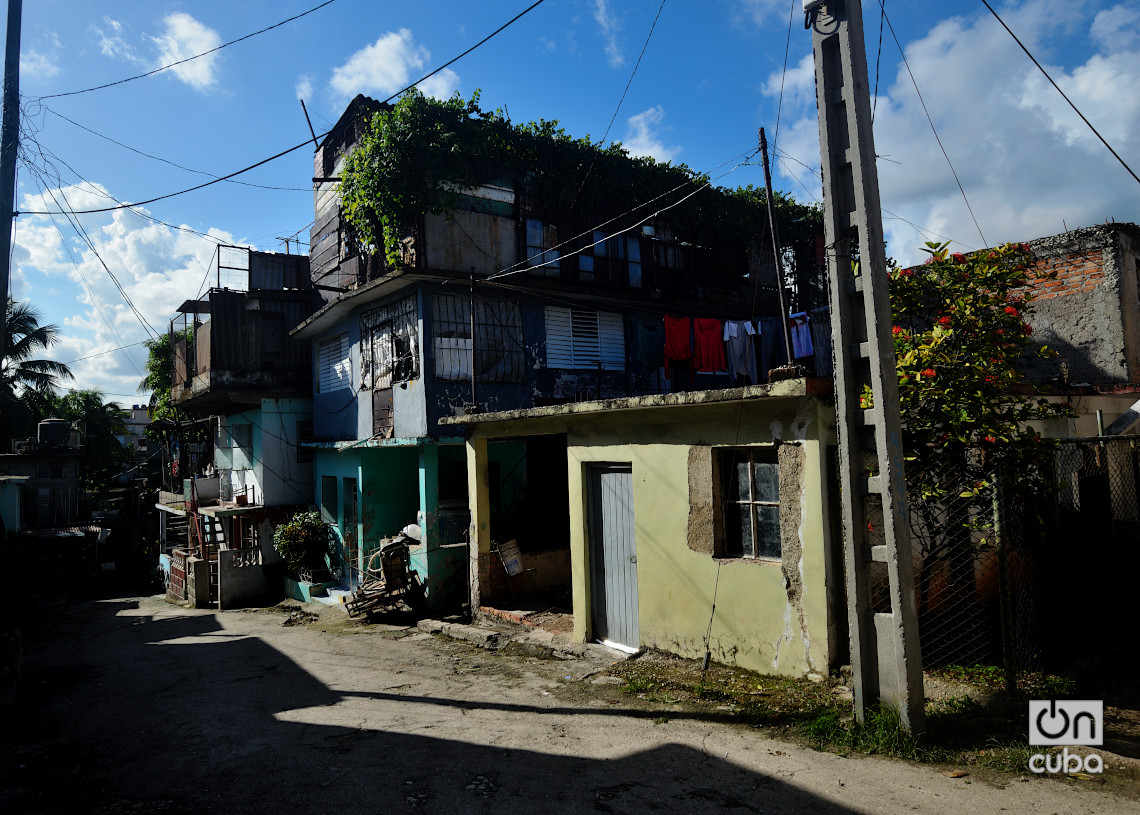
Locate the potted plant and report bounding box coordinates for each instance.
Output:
[272,510,334,585]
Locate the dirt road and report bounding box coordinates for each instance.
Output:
[1,594,1132,814]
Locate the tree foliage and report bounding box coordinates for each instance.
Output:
[1,298,73,444]
[340,89,820,267]
[47,389,129,492]
[139,329,187,425]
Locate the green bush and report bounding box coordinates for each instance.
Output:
[272,510,333,578]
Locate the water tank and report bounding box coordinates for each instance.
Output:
[38,419,72,448]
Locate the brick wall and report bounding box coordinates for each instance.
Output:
[1023,248,1106,301]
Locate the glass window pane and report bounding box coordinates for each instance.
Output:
[753,461,779,503]
[579,255,594,272]
[594,230,607,257]
[734,460,751,501]
[628,239,641,262]
[527,218,544,247]
[755,505,780,558]
[739,504,756,558]
[628,262,641,288]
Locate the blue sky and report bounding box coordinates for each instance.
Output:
[8,0,1140,404]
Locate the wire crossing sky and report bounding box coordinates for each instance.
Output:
[8,0,1140,403]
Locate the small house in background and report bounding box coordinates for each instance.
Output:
[292,94,829,616]
[0,419,84,528]
[157,246,319,609]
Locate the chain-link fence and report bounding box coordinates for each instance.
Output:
[894,436,1140,685]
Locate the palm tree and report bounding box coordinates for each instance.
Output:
[2,298,74,443]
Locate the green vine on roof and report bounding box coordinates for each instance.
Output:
[339,89,820,269]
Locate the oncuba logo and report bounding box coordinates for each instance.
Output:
[1028,700,1103,774]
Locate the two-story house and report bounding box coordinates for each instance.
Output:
[158,246,320,608]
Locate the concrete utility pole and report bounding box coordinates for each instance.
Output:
[807,0,925,733]
[0,0,21,365]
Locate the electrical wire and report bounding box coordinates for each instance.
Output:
[772,0,797,151]
[23,171,144,375]
[36,102,311,192]
[34,0,342,101]
[570,0,668,208]
[877,2,987,246]
[871,0,886,123]
[60,340,148,365]
[18,0,552,217]
[487,147,759,281]
[979,0,1140,189]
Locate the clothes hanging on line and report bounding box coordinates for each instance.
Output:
[789,312,814,358]
[663,314,692,380]
[723,319,758,385]
[808,306,833,376]
[632,319,665,369]
[757,316,788,380]
[693,318,725,372]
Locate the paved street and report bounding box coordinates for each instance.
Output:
[1,593,1134,814]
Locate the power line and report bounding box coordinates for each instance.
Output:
[23,171,144,375]
[772,0,797,151]
[488,147,759,282]
[34,0,341,101]
[36,103,311,192]
[571,0,667,207]
[60,340,148,365]
[878,2,986,246]
[26,166,160,341]
[17,0,552,217]
[979,0,1140,189]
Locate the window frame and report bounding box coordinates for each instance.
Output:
[320,475,338,525]
[318,333,351,394]
[717,446,781,560]
[524,218,560,278]
[360,295,419,390]
[544,306,625,371]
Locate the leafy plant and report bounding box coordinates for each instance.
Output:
[272,510,334,579]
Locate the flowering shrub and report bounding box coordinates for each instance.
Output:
[878,241,1072,455]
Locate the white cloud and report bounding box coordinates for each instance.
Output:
[21,51,61,80]
[295,74,314,101]
[329,29,459,102]
[151,13,222,91]
[593,0,625,68]
[91,17,144,64]
[764,0,1140,264]
[733,0,789,30]
[622,106,680,163]
[13,182,236,399]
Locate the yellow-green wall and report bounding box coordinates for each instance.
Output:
[466,392,840,678]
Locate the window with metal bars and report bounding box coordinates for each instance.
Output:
[719,447,781,559]
[360,295,419,389]
[544,306,625,370]
[431,294,525,383]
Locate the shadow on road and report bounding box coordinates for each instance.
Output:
[2,594,863,814]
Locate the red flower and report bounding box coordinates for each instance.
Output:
[1022,322,1033,335]
[1004,305,1019,316]
[867,522,874,532]
[892,325,903,335]
[900,267,914,277]
[983,435,996,443]
[938,316,952,327]
[995,328,1005,336]
[952,252,968,264]
[921,368,936,378]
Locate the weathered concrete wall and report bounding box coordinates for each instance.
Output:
[423,209,518,277]
[218,550,269,610]
[1021,224,1140,385]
